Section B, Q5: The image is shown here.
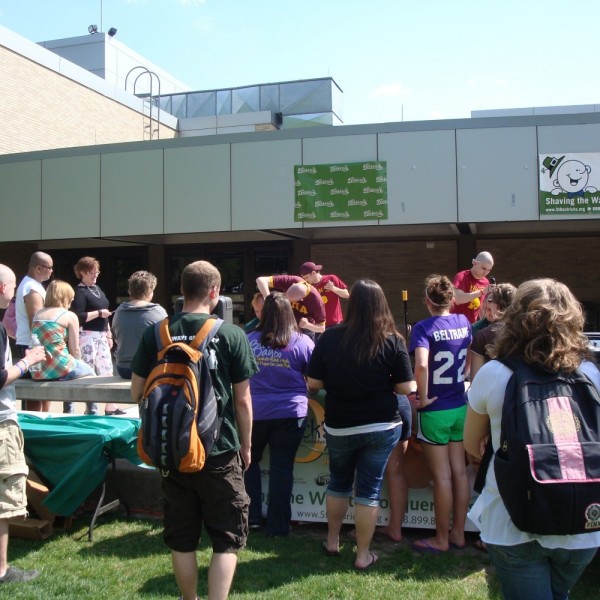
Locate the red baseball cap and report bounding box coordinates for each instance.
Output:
[300,261,323,275]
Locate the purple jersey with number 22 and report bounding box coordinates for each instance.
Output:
[409,313,472,412]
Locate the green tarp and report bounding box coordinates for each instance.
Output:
[18,414,142,516]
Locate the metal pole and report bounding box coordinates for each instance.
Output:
[402,290,409,339]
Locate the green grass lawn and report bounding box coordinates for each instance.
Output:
[3,515,599,599]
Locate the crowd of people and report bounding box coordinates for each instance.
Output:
[0,250,598,600]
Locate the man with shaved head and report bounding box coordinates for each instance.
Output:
[0,264,45,584]
[256,274,325,339]
[14,252,53,409]
[450,251,494,324]
[15,252,53,353]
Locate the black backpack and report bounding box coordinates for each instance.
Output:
[494,357,600,535]
[137,316,223,475]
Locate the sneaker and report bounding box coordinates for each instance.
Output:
[0,566,40,584]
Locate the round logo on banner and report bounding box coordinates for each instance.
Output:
[295,397,326,463]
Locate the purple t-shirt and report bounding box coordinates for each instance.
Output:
[246,330,314,420]
[409,313,472,412]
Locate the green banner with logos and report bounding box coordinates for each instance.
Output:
[294,161,388,222]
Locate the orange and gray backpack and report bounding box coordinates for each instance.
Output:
[137,316,223,474]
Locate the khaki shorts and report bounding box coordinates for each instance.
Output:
[0,421,29,519]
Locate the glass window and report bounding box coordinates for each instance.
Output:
[232,86,260,114]
[255,252,288,277]
[156,95,172,114]
[260,84,280,112]
[170,94,188,118]
[187,91,216,118]
[280,80,332,115]
[216,90,232,115]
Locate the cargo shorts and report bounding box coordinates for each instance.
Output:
[0,421,29,519]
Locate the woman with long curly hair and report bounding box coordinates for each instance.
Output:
[307,280,415,570]
[465,279,600,599]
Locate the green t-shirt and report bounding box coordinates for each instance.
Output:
[131,312,258,455]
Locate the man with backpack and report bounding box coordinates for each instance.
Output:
[131,261,257,600]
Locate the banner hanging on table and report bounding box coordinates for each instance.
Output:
[294,161,388,222]
[539,153,600,216]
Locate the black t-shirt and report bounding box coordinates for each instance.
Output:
[71,285,110,332]
[307,326,413,428]
[471,321,501,360]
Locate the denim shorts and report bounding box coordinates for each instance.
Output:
[326,425,401,507]
[162,451,249,553]
[0,421,28,519]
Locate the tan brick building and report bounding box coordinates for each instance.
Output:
[1,24,599,329]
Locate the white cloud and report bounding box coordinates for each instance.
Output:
[179,0,207,6]
[369,83,410,99]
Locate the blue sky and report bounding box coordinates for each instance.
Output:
[2,0,600,126]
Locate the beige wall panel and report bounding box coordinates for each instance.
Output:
[0,160,41,241]
[101,149,163,236]
[42,155,101,239]
[379,130,458,224]
[456,127,538,222]
[164,145,231,233]
[231,139,301,230]
[301,134,378,228]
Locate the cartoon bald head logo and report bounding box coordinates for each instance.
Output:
[554,159,591,196]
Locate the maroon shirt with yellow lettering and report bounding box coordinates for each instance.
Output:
[268,275,326,326]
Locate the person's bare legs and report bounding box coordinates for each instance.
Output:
[448,441,469,548]
[0,519,8,577]
[379,440,408,542]
[172,550,198,600]
[354,503,379,568]
[207,552,238,600]
[417,443,452,551]
[325,494,348,553]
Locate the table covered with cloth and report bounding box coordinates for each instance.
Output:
[18,414,143,516]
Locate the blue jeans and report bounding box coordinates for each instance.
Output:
[487,541,597,600]
[326,425,401,506]
[244,417,306,536]
[61,360,95,413]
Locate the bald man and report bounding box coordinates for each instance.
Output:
[15,252,53,353]
[14,252,53,410]
[0,264,45,584]
[450,251,494,324]
[256,274,325,338]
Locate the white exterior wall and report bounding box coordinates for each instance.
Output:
[1,117,600,243]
